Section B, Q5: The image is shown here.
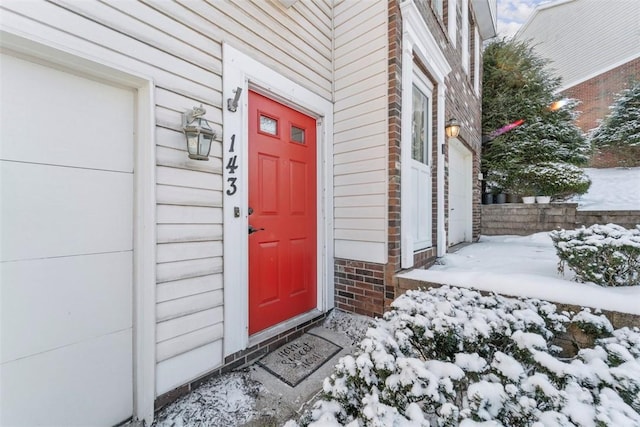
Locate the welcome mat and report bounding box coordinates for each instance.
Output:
[257,333,342,387]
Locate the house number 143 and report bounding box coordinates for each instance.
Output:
[226,134,238,196]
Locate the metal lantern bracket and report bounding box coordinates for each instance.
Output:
[227,87,242,112]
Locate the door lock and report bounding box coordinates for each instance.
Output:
[248,225,265,235]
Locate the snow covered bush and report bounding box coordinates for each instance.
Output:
[550,224,640,287]
[290,286,640,426]
[520,161,590,198]
[590,82,640,148]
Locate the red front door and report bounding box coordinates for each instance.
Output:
[248,91,317,335]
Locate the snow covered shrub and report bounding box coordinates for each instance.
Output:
[550,224,640,287]
[290,286,640,426]
[590,81,640,148]
[521,162,590,198]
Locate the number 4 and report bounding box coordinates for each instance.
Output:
[226,155,238,174]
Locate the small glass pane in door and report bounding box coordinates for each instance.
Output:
[412,85,429,165]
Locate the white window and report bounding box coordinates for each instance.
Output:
[410,71,434,250]
[474,26,480,94]
[432,0,444,19]
[461,0,470,74]
[448,0,457,47]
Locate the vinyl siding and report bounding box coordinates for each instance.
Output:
[333,0,388,264]
[517,0,640,88]
[0,0,332,396]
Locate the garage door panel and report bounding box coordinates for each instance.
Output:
[0,329,133,426]
[448,140,472,246]
[1,161,133,262]
[0,53,134,172]
[0,252,132,364]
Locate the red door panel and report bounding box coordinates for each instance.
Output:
[248,90,317,334]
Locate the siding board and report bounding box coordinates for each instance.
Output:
[334,182,387,197]
[335,194,385,208]
[157,241,223,264]
[156,165,222,191]
[156,323,224,362]
[335,218,386,230]
[156,274,223,303]
[334,170,387,187]
[157,205,223,225]
[156,289,223,323]
[156,185,222,208]
[156,307,223,343]
[156,146,223,174]
[334,107,387,134]
[156,257,224,284]
[157,224,223,244]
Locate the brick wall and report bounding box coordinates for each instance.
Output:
[334,259,385,317]
[561,57,640,133]
[590,145,640,168]
[386,0,403,312]
[481,203,640,235]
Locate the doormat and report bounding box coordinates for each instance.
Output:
[257,333,342,387]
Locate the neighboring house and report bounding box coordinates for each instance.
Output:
[0,0,495,425]
[515,0,640,133]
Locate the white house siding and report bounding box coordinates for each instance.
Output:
[517,0,640,89]
[0,0,331,397]
[333,0,388,264]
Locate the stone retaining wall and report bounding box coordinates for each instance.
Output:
[481,203,640,235]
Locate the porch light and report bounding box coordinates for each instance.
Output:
[445,118,461,139]
[182,105,215,161]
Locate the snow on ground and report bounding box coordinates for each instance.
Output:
[570,167,640,210]
[399,233,640,315]
[152,311,371,427]
[153,371,262,427]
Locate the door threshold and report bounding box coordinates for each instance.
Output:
[248,309,324,348]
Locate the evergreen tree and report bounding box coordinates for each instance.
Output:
[590,81,640,148]
[482,39,590,198]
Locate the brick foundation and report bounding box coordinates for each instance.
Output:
[334,258,385,318]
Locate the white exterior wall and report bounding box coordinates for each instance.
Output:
[0,0,332,399]
[517,0,640,88]
[333,0,388,264]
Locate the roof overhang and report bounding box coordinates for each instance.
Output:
[472,0,497,39]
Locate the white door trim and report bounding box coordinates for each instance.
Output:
[0,30,157,426]
[400,1,452,267]
[222,43,334,357]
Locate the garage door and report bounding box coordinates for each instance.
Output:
[448,139,472,246]
[0,53,134,425]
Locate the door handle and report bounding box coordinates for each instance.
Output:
[248,225,265,235]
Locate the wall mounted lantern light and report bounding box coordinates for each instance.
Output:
[445,118,461,139]
[183,105,215,161]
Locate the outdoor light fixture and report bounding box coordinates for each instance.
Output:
[445,118,461,139]
[182,105,215,161]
